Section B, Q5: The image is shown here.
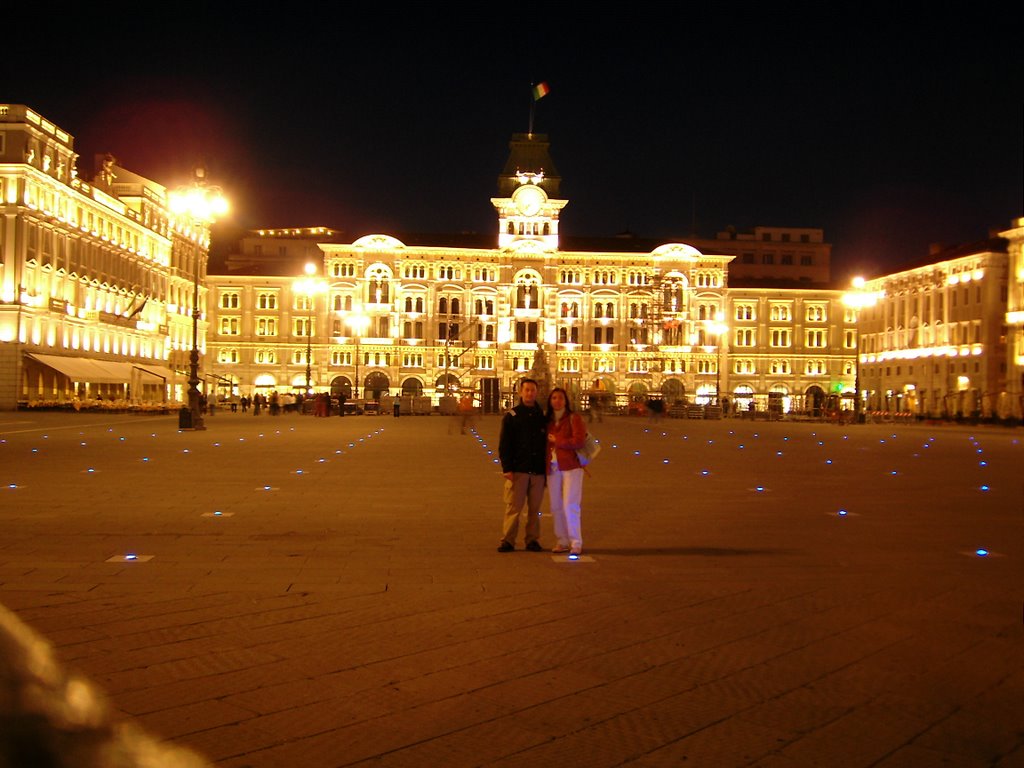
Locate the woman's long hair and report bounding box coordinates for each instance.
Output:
[545,387,573,421]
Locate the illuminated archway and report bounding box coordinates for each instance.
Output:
[661,378,685,402]
[435,373,459,394]
[805,385,826,415]
[331,376,352,398]
[627,381,648,401]
[253,373,277,389]
[401,377,424,396]
[695,384,716,405]
[364,371,390,400]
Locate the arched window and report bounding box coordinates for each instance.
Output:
[451,297,460,314]
[439,297,448,314]
[515,281,539,308]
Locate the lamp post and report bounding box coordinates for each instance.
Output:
[169,168,228,431]
[346,312,369,400]
[709,316,729,406]
[842,276,879,424]
[294,264,325,400]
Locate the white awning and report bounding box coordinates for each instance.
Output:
[133,364,177,383]
[27,353,130,383]
[91,360,134,382]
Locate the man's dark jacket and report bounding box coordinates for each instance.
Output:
[498,403,548,474]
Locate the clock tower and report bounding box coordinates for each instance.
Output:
[491,133,567,251]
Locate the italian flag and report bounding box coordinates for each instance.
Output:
[532,82,551,101]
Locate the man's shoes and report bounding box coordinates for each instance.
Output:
[497,541,514,553]
[551,545,570,553]
[525,541,543,552]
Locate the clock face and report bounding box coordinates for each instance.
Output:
[514,185,545,217]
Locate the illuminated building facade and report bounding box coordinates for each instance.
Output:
[1002,217,1024,418]
[206,133,855,411]
[857,241,1010,418]
[0,104,207,410]
[724,288,857,413]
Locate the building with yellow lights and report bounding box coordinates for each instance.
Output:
[205,133,857,414]
[0,104,210,410]
[1000,217,1024,419]
[856,240,1011,418]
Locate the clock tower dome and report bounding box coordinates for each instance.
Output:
[491,133,567,251]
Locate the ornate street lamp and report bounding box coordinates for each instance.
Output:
[346,312,370,400]
[169,168,228,431]
[709,315,729,407]
[294,264,326,400]
[842,276,880,424]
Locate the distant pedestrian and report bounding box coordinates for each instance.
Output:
[496,379,547,553]
[393,396,401,418]
[458,392,475,433]
[338,392,346,417]
[315,392,329,417]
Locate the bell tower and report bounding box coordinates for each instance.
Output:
[491,133,567,251]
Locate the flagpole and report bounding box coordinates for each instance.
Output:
[528,82,535,138]
[528,82,549,139]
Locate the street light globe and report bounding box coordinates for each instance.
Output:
[169,183,229,223]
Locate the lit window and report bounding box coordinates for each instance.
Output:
[735,329,755,347]
[805,330,827,348]
[219,317,240,335]
[256,318,277,336]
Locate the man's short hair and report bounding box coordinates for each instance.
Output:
[519,378,538,389]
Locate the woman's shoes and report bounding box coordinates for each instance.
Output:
[568,548,582,559]
[551,545,570,553]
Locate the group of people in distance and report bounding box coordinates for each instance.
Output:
[498,378,587,558]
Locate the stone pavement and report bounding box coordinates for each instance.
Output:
[0,410,1022,767]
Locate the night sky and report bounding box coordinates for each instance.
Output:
[8,10,1021,281]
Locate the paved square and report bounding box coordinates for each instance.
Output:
[1,411,1021,767]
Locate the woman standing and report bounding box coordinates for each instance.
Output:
[546,388,588,557]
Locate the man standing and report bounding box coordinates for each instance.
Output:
[497,378,547,552]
